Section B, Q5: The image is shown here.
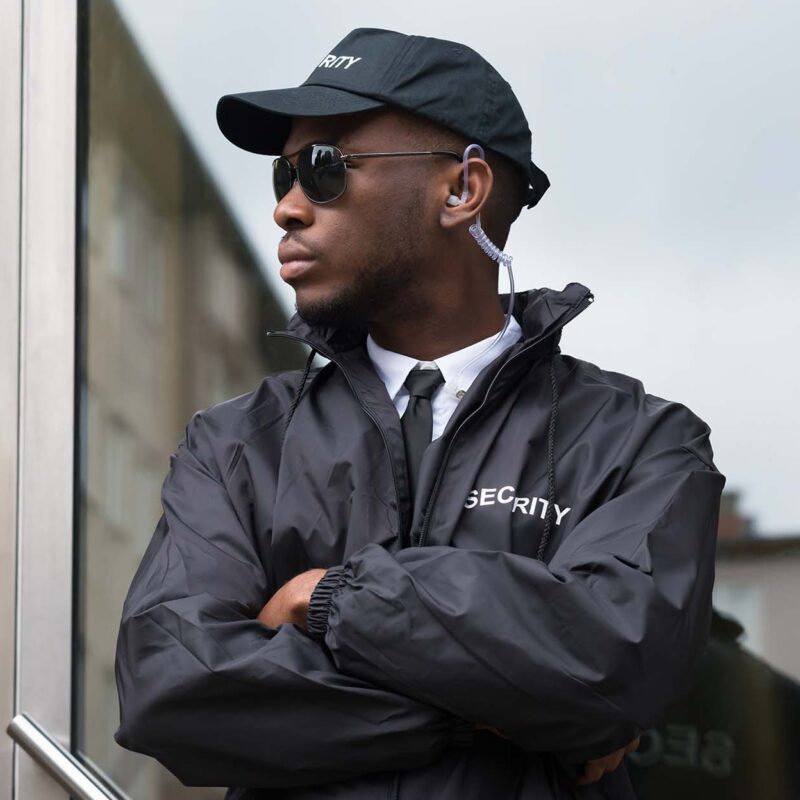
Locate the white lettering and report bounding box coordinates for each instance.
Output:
[663,724,699,769]
[700,731,735,778]
[511,497,530,513]
[554,504,571,526]
[628,726,734,777]
[463,487,573,530]
[318,54,362,70]
[497,485,515,504]
[479,487,497,506]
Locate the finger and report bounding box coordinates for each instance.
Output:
[576,759,605,785]
[625,736,641,754]
[605,749,625,772]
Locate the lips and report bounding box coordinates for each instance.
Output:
[279,258,315,282]
[278,244,317,282]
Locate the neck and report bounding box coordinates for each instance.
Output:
[368,295,506,361]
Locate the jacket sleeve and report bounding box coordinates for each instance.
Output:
[113,409,472,790]
[306,400,726,760]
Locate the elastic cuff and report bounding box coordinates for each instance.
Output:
[449,717,475,749]
[306,565,347,641]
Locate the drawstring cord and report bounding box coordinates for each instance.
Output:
[537,341,560,562]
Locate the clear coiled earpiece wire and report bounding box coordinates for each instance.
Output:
[451,143,516,393]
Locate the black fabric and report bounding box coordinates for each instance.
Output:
[216,28,550,208]
[113,282,726,799]
[400,367,445,508]
[306,565,347,640]
[628,609,800,800]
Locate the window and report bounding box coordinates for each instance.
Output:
[72,0,300,795]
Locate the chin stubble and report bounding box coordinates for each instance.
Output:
[297,193,428,328]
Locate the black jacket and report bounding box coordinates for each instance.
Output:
[113,282,726,799]
[629,610,800,799]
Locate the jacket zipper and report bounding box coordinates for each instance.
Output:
[415,293,594,548]
[265,331,411,539]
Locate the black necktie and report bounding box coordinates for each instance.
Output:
[401,367,445,504]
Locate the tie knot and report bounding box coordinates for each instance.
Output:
[403,367,444,400]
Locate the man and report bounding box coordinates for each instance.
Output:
[114,28,725,800]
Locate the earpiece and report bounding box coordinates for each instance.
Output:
[450,143,517,394]
[458,143,513,268]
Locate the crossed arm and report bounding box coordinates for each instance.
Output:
[115,405,723,788]
[257,567,640,785]
[259,401,723,781]
[114,413,470,788]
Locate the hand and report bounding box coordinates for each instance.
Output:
[472,724,639,786]
[256,568,328,630]
[576,736,640,785]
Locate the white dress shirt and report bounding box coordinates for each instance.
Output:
[365,315,523,441]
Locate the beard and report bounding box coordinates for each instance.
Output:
[295,193,428,329]
[295,254,416,329]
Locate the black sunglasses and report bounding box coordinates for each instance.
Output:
[272,143,461,204]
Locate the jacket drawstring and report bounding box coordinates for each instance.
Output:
[281,347,317,449]
[537,341,560,562]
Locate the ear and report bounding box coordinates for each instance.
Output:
[439,157,493,231]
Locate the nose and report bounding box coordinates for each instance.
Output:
[274,180,315,232]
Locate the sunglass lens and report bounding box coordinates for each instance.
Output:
[272,158,294,202]
[299,145,346,202]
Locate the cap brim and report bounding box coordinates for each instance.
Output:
[524,161,550,209]
[216,85,386,155]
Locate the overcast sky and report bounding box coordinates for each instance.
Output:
[114,0,799,534]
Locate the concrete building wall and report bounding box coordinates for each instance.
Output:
[715,546,800,683]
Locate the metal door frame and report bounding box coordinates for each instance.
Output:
[0,2,123,797]
[0,0,24,795]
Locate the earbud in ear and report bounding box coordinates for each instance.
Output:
[446,194,462,207]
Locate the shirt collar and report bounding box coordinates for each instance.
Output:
[365,314,523,402]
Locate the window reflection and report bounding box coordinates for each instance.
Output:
[629,490,800,798]
[75,0,300,796]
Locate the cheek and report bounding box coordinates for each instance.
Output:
[318,201,389,263]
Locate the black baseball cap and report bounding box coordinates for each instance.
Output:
[216,28,550,209]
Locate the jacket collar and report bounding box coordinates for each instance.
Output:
[274,282,594,357]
